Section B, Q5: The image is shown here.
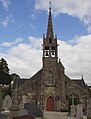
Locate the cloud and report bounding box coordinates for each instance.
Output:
[0,15,14,27]
[58,34,91,85]
[0,35,91,85]
[0,37,23,47]
[0,0,10,11]
[0,42,13,47]
[28,36,42,49]
[30,14,36,20]
[35,0,91,33]
[0,36,42,78]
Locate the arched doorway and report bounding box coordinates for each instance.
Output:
[46,96,54,111]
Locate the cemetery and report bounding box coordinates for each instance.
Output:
[0,89,91,119]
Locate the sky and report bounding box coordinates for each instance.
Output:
[0,0,91,85]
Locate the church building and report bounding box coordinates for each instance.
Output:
[11,4,90,111]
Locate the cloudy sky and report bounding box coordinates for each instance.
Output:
[0,0,91,85]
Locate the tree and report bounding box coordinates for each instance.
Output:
[0,58,12,85]
[0,58,9,73]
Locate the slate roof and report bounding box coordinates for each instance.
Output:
[18,69,42,86]
[58,59,65,69]
[72,79,84,87]
[19,78,30,85]
[72,79,89,90]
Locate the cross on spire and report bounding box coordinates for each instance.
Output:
[49,1,51,9]
[46,1,54,38]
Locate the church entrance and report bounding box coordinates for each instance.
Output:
[46,96,54,111]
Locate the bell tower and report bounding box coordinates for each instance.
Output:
[42,1,58,68]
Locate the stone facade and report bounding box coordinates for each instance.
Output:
[12,5,90,111]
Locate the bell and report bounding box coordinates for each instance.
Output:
[45,51,49,56]
[52,51,55,55]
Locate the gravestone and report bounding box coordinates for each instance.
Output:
[70,105,76,117]
[19,97,28,116]
[10,82,20,119]
[0,114,7,119]
[70,94,76,117]
[76,104,83,119]
[27,93,32,103]
[19,95,29,109]
[19,108,28,116]
[24,103,43,118]
[1,109,10,119]
[2,95,12,110]
[22,95,29,104]
[87,98,91,116]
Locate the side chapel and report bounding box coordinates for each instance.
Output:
[12,3,90,111]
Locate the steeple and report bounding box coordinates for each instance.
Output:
[46,1,54,38]
[42,1,58,68]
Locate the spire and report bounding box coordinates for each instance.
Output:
[46,1,54,38]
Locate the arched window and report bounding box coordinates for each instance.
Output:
[49,38,52,44]
[45,46,49,57]
[51,46,55,57]
[47,71,55,85]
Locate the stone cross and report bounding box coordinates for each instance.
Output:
[14,86,18,106]
[11,80,19,106]
[70,94,76,117]
[70,94,75,105]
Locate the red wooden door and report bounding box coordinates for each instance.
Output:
[46,96,54,111]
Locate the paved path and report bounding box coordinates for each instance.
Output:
[44,112,68,119]
[44,112,87,119]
